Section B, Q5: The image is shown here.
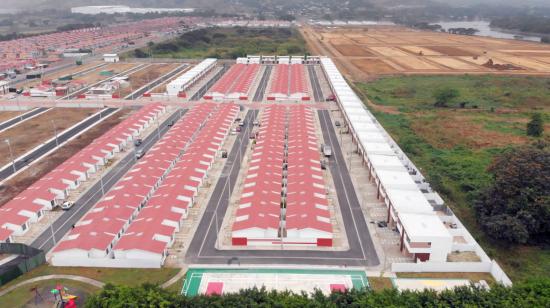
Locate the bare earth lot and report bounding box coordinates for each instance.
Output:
[0,108,98,167]
[118,63,180,97]
[0,109,133,206]
[300,25,550,81]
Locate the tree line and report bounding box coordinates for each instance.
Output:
[85,278,550,307]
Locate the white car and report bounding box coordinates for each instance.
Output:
[60,201,74,211]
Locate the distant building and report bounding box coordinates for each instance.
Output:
[103,54,119,63]
[71,6,194,15]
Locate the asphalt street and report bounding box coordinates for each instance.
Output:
[253,66,272,102]
[31,108,188,252]
[185,109,380,267]
[0,108,118,181]
[308,65,324,102]
[0,107,50,132]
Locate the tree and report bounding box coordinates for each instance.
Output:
[433,87,459,107]
[527,113,544,137]
[475,142,550,244]
[85,280,550,307]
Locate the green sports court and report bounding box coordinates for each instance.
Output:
[182,268,369,296]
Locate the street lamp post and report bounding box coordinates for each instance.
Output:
[5,139,16,173]
[51,120,59,146]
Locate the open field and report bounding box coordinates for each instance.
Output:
[300,25,550,80]
[0,109,133,206]
[0,111,23,123]
[0,108,98,167]
[0,265,180,290]
[117,63,180,97]
[75,63,137,84]
[355,75,550,282]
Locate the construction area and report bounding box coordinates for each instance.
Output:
[300,25,550,81]
[0,53,512,296]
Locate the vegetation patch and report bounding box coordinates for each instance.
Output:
[356,75,549,282]
[133,27,307,59]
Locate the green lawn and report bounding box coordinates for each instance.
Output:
[356,75,550,283]
[0,265,180,292]
[131,27,307,59]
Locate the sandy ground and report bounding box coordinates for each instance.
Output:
[117,63,180,97]
[299,24,550,81]
[0,108,98,167]
[0,109,133,206]
[75,63,137,84]
[0,111,24,123]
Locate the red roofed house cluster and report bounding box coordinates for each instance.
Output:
[51,103,238,267]
[203,64,260,101]
[267,64,310,101]
[232,105,332,247]
[0,103,166,243]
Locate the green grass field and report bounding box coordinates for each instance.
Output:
[0,265,179,291]
[356,75,550,282]
[133,27,307,59]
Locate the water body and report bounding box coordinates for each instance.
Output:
[433,20,542,42]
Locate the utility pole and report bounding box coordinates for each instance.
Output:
[5,139,16,173]
[51,120,59,146]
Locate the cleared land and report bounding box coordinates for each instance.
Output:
[0,108,98,169]
[75,63,137,84]
[0,108,132,206]
[356,75,550,282]
[300,25,550,80]
[117,63,180,97]
[0,111,23,123]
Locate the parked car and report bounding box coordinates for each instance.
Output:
[335,120,341,127]
[238,121,245,127]
[236,126,242,132]
[221,150,228,158]
[60,201,74,211]
[134,138,142,147]
[320,160,327,170]
[253,120,260,126]
[167,120,175,127]
[135,149,145,159]
[322,144,332,157]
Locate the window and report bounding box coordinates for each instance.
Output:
[22,223,27,231]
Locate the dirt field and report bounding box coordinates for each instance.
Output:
[0,111,23,123]
[150,64,190,93]
[300,24,550,80]
[75,63,137,84]
[0,109,133,206]
[0,108,98,167]
[427,57,480,70]
[351,59,399,74]
[117,63,180,97]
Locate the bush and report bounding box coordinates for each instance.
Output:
[475,142,550,244]
[527,113,544,137]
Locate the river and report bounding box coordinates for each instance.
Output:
[432,20,543,42]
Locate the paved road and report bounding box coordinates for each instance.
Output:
[190,65,230,101]
[31,108,187,252]
[185,109,380,267]
[0,107,50,132]
[124,64,189,100]
[0,108,118,181]
[308,65,324,102]
[253,66,272,102]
